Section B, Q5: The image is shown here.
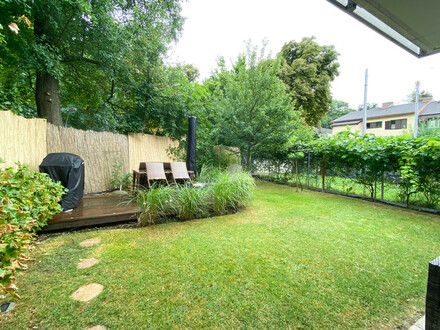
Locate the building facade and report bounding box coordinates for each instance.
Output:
[331,101,440,136]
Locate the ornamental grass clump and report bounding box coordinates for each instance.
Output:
[210,171,255,215]
[0,162,64,297]
[175,185,209,221]
[136,167,255,224]
[136,185,176,226]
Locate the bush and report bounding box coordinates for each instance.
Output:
[136,168,255,225]
[0,163,64,297]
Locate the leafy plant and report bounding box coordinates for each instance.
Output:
[110,161,132,191]
[0,163,64,297]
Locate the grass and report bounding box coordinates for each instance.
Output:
[1,180,439,329]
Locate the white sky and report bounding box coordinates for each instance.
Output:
[168,0,440,109]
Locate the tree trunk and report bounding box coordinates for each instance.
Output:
[36,71,63,126]
[246,148,251,172]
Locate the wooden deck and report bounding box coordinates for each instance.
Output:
[43,193,140,231]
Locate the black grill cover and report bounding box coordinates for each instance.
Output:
[39,153,84,211]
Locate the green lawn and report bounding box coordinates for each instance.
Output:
[1,180,439,329]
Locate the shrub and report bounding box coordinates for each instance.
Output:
[0,163,64,297]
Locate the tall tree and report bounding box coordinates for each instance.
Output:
[0,0,184,125]
[278,37,339,127]
[209,45,306,171]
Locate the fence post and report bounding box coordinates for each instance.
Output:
[322,155,325,192]
[381,172,384,200]
[315,157,318,189]
[307,152,310,188]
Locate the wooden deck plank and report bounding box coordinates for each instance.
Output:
[43,193,140,231]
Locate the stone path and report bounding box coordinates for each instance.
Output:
[85,326,107,330]
[72,238,106,330]
[71,283,104,302]
[77,257,99,269]
[79,238,101,247]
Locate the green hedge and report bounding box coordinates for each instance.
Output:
[0,162,64,298]
[315,131,440,207]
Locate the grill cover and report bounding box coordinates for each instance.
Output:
[39,153,84,211]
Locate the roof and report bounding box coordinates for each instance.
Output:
[327,0,440,58]
[331,101,440,126]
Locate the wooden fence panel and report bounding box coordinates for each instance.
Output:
[128,133,179,171]
[0,111,47,171]
[46,124,129,193]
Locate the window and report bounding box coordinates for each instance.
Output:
[366,121,382,129]
[385,119,407,130]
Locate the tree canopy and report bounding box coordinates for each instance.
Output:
[278,37,339,127]
[0,0,184,126]
[207,45,311,171]
[321,99,355,128]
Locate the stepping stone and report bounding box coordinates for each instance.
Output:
[409,315,425,330]
[77,258,99,269]
[84,326,107,330]
[79,238,101,247]
[71,283,103,302]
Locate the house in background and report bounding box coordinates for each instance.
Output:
[330,100,440,136]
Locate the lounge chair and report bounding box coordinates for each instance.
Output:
[170,162,192,185]
[132,162,147,191]
[145,162,169,188]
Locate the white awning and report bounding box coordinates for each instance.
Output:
[327,0,440,58]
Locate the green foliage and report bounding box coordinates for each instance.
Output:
[357,103,378,111]
[315,131,440,207]
[109,161,132,191]
[136,185,176,226]
[407,89,432,103]
[136,169,255,224]
[0,0,185,127]
[0,163,64,297]
[321,100,355,129]
[278,37,340,126]
[175,185,209,221]
[207,43,308,171]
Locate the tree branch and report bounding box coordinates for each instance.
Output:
[55,13,75,47]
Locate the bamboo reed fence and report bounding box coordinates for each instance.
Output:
[1,110,180,193]
[47,124,130,193]
[0,111,47,171]
[128,133,179,171]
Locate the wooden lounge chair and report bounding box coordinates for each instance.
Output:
[145,162,169,188]
[132,162,147,191]
[170,162,192,185]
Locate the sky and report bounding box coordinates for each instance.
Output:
[167,0,440,109]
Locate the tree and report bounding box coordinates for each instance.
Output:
[407,89,433,103]
[357,103,378,111]
[321,100,355,128]
[209,44,307,171]
[0,0,184,125]
[278,37,339,127]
